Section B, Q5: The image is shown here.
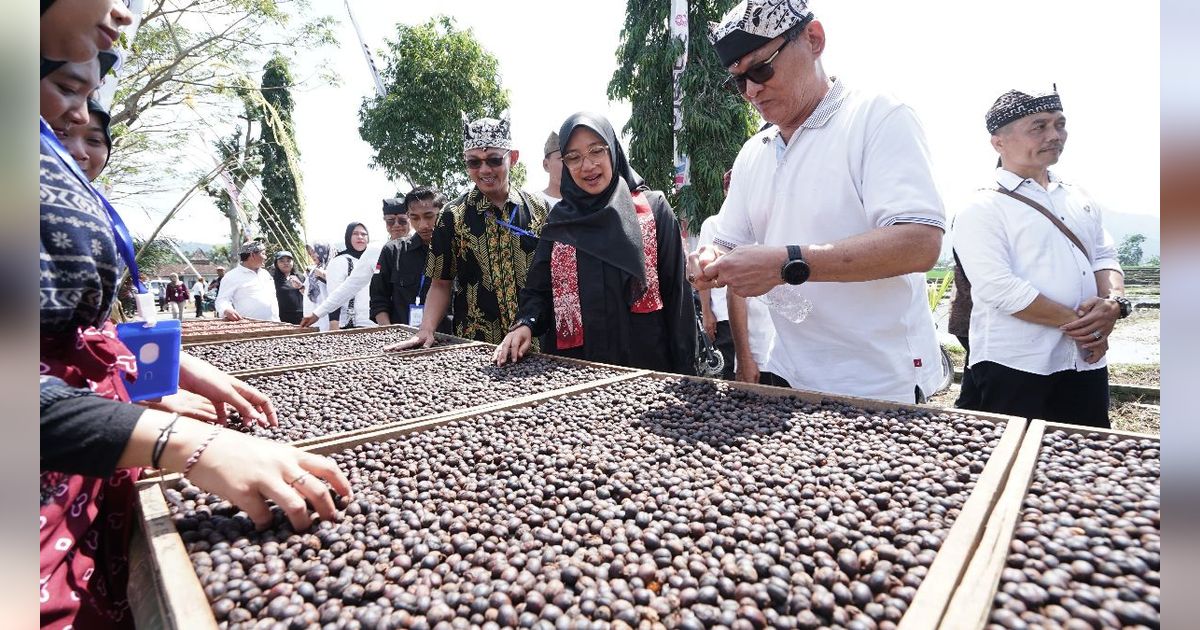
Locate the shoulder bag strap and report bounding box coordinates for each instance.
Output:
[994,187,1090,262]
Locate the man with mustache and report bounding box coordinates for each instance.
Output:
[951,88,1129,428]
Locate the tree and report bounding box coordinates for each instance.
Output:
[106,0,334,200]
[1118,233,1146,267]
[358,16,511,195]
[203,97,263,258]
[257,53,306,257]
[133,237,181,277]
[609,0,757,229]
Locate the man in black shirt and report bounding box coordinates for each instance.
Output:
[370,187,451,331]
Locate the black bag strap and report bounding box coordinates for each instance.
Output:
[994,187,1090,262]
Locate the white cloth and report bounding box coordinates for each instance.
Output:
[190,280,206,297]
[302,276,330,331]
[711,80,946,403]
[744,297,775,368]
[317,243,382,327]
[214,265,279,321]
[698,218,729,322]
[540,191,560,209]
[952,169,1122,375]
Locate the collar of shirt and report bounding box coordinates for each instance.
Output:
[467,185,524,214]
[771,77,848,161]
[995,167,1063,194]
[400,232,427,251]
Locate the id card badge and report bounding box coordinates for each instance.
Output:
[408,304,425,328]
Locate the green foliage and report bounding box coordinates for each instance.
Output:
[358,16,511,193]
[257,53,307,257]
[133,237,179,276]
[1117,233,1146,267]
[927,271,954,312]
[609,0,757,230]
[1145,255,1160,266]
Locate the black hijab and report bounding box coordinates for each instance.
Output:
[541,112,648,295]
[339,222,367,259]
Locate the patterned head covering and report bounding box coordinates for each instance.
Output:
[463,111,513,152]
[986,87,1063,134]
[709,0,815,67]
[544,131,560,157]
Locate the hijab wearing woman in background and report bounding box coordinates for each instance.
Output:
[495,112,696,374]
[326,223,372,329]
[302,241,334,330]
[271,250,305,325]
[56,97,112,182]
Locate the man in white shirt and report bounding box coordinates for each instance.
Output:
[215,241,280,322]
[540,131,562,208]
[952,88,1129,428]
[690,0,945,403]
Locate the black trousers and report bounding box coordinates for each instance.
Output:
[962,361,1110,428]
[194,295,203,317]
[954,335,981,409]
[713,320,735,380]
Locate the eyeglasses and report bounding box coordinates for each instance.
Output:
[723,36,792,95]
[465,151,511,170]
[383,216,409,226]
[562,145,610,170]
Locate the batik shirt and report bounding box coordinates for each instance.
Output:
[426,186,548,343]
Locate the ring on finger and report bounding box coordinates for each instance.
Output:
[1092,330,1102,340]
[288,472,313,488]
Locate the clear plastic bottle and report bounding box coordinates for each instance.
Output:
[758,284,813,324]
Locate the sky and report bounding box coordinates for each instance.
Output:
[118,0,1161,250]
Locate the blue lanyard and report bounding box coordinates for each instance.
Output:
[417,275,426,297]
[40,118,146,294]
[491,203,537,239]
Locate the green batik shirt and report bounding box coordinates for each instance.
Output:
[425,186,548,344]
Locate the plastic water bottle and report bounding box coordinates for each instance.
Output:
[758,284,813,324]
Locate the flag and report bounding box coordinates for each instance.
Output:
[345,0,387,97]
[670,0,691,191]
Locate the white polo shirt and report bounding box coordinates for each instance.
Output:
[952,169,1123,375]
[700,216,777,368]
[711,79,946,403]
[214,264,279,321]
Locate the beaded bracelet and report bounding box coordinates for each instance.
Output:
[182,427,221,477]
[150,413,180,470]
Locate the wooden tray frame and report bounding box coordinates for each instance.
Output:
[129,359,1033,629]
[181,318,309,344]
[940,420,1159,630]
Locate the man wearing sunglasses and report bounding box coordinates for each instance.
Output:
[689,0,945,404]
[387,112,549,350]
[382,197,411,241]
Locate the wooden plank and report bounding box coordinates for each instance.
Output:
[131,482,218,630]
[898,416,1028,629]
[941,421,1160,629]
[181,318,309,343]
[301,369,651,454]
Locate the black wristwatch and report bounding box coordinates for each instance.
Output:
[509,316,536,332]
[1111,295,1133,319]
[781,245,811,285]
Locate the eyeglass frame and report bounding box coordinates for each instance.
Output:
[464,150,512,170]
[561,144,610,171]
[383,216,409,226]
[722,29,799,95]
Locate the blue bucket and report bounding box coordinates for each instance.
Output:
[116,319,182,402]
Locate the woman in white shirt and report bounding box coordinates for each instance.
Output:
[325,223,375,330]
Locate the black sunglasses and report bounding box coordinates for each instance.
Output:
[723,37,793,95]
[465,151,510,170]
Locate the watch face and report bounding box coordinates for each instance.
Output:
[783,260,810,285]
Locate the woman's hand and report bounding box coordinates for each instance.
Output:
[181,430,353,531]
[494,326,532,366]
[178,353,278,427]
[139,389,220,424]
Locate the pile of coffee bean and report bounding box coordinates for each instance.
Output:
[989,430,1160,628]
[182,319,298,336]
[186,327,456,372]
[232,346,625,442]
[173,376,1005,627]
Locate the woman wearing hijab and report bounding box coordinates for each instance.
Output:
[270,251,305,324]
[325,223,375,329]
[302,242,334,331]
[495,113,696,373]
[55,97,112,182]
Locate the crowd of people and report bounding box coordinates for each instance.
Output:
[40,0,1136,626]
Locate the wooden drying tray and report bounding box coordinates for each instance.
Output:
[940,421,1159,630]
[180,318,309,344]
[129,360,1029,629]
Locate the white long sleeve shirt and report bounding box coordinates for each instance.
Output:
[710,80,946,403]
[952,169,1123,375]
[214,264,279,321]
[316,242,382,327]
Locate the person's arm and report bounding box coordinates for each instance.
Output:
[495,239,554,365]
[41,376,144,477]
[699,288,716,340]
[370,243,395,325]
[312,244,382,319]
[726,293,759,383]
[1059,202,1126,348]
[214,270,240,319]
